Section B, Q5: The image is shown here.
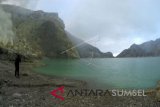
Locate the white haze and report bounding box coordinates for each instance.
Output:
[64,0,160,56]
[36,0,160,56]
[1,0,39,9]
[0,0,38,46]
[0,1,14,46]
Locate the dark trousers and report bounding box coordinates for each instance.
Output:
[15,65,19,78]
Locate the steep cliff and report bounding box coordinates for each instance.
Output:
[0,4,79,60]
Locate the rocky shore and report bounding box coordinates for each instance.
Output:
[0,61,160,107]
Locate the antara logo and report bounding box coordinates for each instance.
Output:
[50,86,65,101]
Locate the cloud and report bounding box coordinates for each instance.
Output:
[0,0,39,9]
[3,0,159,54]
[63,0,160,54]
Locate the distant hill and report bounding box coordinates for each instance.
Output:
[67,32,114,58]
[117,38,160,57]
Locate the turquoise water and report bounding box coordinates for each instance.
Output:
[35,57,160,89]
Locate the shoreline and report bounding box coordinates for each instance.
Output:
[0,61,160,107]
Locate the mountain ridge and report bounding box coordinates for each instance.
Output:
[117,38,160,57]
[67,32,114,58]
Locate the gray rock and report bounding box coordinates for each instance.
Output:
[12,93,22,97]
[156,81,160,101]
[0,95,2,101]
[156,90,160,101]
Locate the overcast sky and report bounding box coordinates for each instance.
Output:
[35,0,160,56]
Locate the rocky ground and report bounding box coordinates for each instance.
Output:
[0,61,160,107]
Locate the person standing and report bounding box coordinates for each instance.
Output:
[15,54,21,78]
